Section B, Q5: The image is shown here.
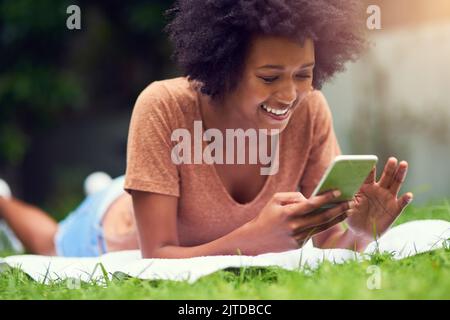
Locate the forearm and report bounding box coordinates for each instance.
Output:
[144,221,255,258]
[313,224,373,252]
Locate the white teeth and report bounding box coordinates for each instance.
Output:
[261,104,289,116]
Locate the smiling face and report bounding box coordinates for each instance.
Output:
[218,35,315,133]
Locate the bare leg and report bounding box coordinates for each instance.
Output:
[0,197,57,255]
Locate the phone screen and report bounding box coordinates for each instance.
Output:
[312,156,377,203]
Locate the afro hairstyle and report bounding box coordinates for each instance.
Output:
[165,0,367,101]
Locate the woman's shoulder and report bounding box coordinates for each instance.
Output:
[131,76,200,128]
[290,90,332,124]
[136,76,198,110]
[284,90,335,147]
[303,90,331,114]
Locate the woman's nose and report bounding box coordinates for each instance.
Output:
[275,84,297,106]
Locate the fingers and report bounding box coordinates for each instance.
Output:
[295,200,354,229]
[397,192,413,210]
[283,189,341,216]
[364,166,376,184]
[273,192,306,205]
[389,161,408,195]
[378,157,398,189]
[293,212,348,246]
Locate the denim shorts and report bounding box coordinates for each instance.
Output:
[54,175,126,257]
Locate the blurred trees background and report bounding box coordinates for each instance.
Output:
[0,0,176,217]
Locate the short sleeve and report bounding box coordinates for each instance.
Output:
[124,81,180,197]
[299,91,341,198]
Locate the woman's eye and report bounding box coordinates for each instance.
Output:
[259,74,312,84]
[296,74,312,80]
[259,76,278,83]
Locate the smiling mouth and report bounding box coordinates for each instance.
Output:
[259,103,291,116]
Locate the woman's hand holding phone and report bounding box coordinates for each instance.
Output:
[244,190,354,255]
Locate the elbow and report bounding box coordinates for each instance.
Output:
[139,243,165,259]
[140,245,178,259]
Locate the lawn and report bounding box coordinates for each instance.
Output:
[0,200,449,300]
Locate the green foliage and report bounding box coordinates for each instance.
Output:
[1,0,79,166]
[393,199,450,226]
[127,2,168,33]
[1,248,449,299]
[0,0,174,167]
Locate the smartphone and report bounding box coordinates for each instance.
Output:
[310,155,378,207]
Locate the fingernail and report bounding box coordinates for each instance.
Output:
[348,200,355,209]
[405,197,413,205]
[333,190,341,197]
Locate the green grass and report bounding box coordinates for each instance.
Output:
[0,200,449,300]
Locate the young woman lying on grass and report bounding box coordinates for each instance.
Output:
[0,0,414,258]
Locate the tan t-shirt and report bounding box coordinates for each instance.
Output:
[124,77,341,247]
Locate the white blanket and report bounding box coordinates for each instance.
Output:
[1,220,449,284]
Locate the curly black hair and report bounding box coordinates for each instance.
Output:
[165,0,367,101]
